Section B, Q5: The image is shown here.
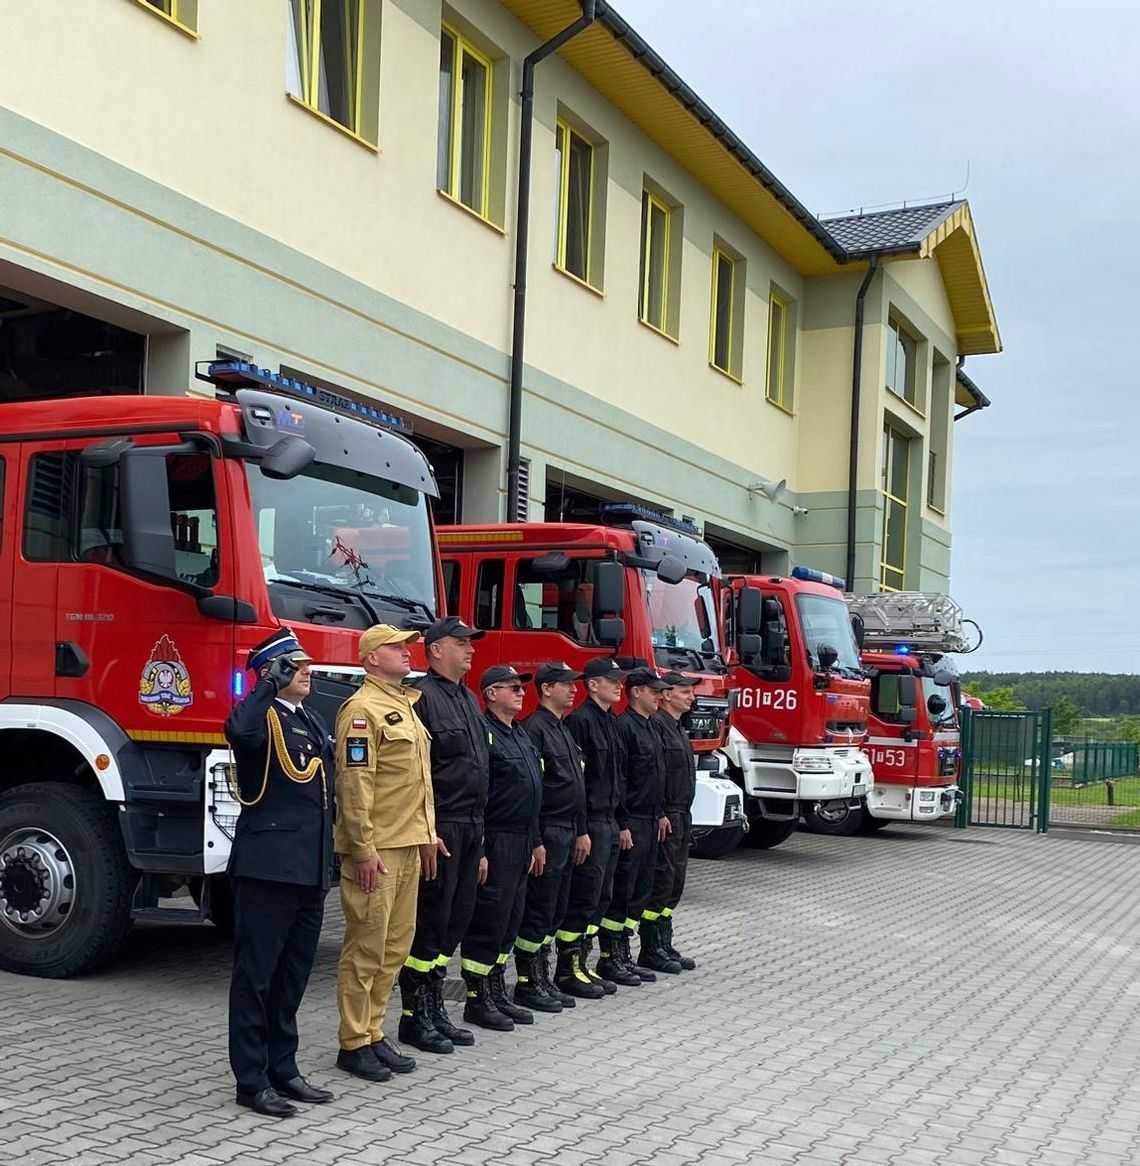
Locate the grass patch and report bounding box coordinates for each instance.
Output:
[969,772,1140,826]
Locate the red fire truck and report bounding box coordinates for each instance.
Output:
[436,508,746,857]
[720,567,874,847]
[0,361,443,977]
[832,592,980,832]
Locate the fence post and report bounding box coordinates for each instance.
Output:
[955,708,972,829]
[1037,707,1053,834]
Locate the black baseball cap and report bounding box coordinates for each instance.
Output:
[626,667,670,691]
[479,664,533,689]
[424,616,486,646]
[660,670,699,688]
[535,661,584,687]
[582,657,627,680]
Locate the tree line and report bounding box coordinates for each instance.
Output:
[959,672,1140,717]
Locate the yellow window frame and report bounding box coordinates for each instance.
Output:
[639,191,672,332]
[765,292,790,410]
[880,423,909,591]
[292,0,367,139]
[556,120,595,285]
[440,25,493,219]
[132,0,197,36]
[709,246,737,375]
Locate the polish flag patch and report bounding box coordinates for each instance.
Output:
[351,717,368,729]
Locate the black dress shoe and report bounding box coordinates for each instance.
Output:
[370,1037,416,1074]
[271,1075,335,1103]
[236,1088,298,1118]
[336,1046,391,1082]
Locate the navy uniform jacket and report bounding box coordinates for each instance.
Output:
[565,698,627,825]
[482,712,543,847]
[652,710,697,813]
[617,708,666,824]
[521,706,588,835]
[223,678,336,890]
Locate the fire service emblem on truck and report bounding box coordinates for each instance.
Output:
[139,635,194,717]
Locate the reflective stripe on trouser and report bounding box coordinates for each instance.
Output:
[400,819,482,989]
[460,831,531,974]
[603,816,658,932]
[516,822,575,951]
[646,810,691,917]
[337,845,421,1051]
[558,817,619,941]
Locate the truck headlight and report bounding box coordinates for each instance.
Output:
[794,752,834,773]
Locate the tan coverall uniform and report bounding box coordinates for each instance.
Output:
[335,676,435,1051]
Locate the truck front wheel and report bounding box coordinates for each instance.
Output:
[741,818,796,849]
[0,784,135,978]
[801,799,867,836]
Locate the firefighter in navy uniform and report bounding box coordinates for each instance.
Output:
[556,656,629,998]
[642,670,699,972]
[514,662,590,1013]
[223,629,336,1119]
[398,616,489,1054]
[600,667,677,984]
[459,665,545,1031]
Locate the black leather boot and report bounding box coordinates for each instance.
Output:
[462,970,513,1031]
[661,917,696,970]
[596,931,642,987]
[514,952,562,1013]
[427,970,475,1047]
[553,941,604,1000]
[397,975,455,1055]
[637,921,681,975]
[580,935,618,994]
[538,944,575,1007]
[621,931,657,981]
[489,964,534,1024]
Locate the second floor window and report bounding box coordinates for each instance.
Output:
[437,27,493,218]
[710,245,743,379]
[765,291,791,410]
[555,121,594,284]
[886,316,918,408]
[880,423,910,591]
[287,0,368,139]
[639,191,671,332]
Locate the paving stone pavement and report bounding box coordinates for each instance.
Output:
[3,825,1140,1166]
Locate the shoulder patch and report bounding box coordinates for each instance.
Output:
[385,711,403,725]
[351,717,368,730]
[345,737,370,767]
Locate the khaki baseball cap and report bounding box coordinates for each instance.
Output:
[358,624,421,661]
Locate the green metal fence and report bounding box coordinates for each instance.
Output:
[956,708,1052,832]
[1052,739,1139,784]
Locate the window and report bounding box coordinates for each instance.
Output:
[639,191,671,333]
[286,0,377,143]
[513,558,602,645]
[442,559,461,617]
[885,316,918,407]
[927,354,951,512]
[555,121,594,284]
[135,0,198,33]
[24,450,219,587]
[437,27,493,218]
[880,424,910,591]
[709,244,744,379]
[475,560,503,629]
[765,291,792,410]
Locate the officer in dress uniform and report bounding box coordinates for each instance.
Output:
[334,624,439,1083]
[224,629,335,1119]
[459,665,545,1031]
[514,662,589,1013]
[642,671,700,972]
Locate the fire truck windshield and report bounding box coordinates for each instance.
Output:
[640,572,721,668]
[246,463,436,622]
[794,593,862,674]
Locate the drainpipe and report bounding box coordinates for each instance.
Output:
[506,1,599,522]
[845,260,878,590]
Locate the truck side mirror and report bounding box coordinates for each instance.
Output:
[817,643,839,672]
[851,613,865,652]
[737,633,761,661]
[655,555,686,585]
[932,668,955,687]
[592,561,625,618]
[927,694,948,716]
[596,617,626,646]
[898,707,917,724]
[736,586,762,637]
[897,673,917,709]
[259,435,315,480]
[119,449,178,579]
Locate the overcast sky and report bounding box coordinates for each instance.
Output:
[615,0,1140,674]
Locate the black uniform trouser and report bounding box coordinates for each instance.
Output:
[516,821,575,950]
[647,810,692,916]
[401,819,482,985]
[603,815,658,933]
[228,876,326,1094]
[461,831,532,973]
[558,817,618,941]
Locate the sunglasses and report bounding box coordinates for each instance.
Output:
[493,683,525,694]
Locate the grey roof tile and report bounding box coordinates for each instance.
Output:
[822,200,963,255]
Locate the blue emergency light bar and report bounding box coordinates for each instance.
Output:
[195,360,411,435]
[601,502,702,538]
[791,565,846,591]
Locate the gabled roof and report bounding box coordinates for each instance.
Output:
[497,0,1001,354]
[823,202,962,256]
[955,366,992,414]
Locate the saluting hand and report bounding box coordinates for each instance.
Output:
[355,854,387,893]
[571,834,592,865]
[529,845,547,877]
[657,815,672,842]
[618,828,633,851]
[420,836,450,881]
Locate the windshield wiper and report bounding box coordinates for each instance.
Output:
[269,578,382,625]
[363,592,436,622]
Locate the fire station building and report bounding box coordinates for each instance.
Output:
[0,0,999,592]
